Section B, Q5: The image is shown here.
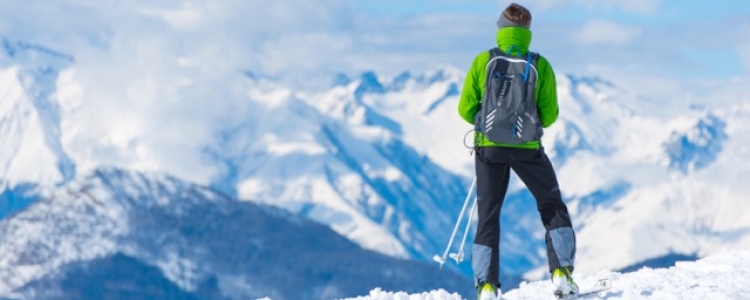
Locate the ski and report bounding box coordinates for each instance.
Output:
[572,278,612,299]
[499,278,612,300]
[551,278,611,299]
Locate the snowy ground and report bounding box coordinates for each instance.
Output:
[343,248,750,300]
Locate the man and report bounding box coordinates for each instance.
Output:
[457,3,578,300]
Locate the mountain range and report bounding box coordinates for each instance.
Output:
[0,168,471,300]
[2,36,750,298]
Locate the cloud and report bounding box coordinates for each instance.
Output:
[136,3,207,31]
[2,0,748,185]
[0,0,362,183]
[2,0,457,183]
[27,0,472,183]
[257,32,354,74]
[573,19,642,45]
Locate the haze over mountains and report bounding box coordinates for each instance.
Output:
[2,35,750,299]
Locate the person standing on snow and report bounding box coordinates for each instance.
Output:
[457,3,578,300]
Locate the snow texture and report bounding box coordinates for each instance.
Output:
[345,248,750,300]
[0,39,76,190]
[0,168,472,300]
[3,35,750,286]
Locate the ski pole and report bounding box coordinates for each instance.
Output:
[450,193,477,263]
[434,177,476,269]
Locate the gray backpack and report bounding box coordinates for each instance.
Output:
[475,48,542,144]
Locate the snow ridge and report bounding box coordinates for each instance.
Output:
[1,168,474,300]
[0,38,76,188]
[345,248,750,300]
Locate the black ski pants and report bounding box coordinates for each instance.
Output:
[471,146,576,288]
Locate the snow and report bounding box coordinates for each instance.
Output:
[0,179,130,293]
[0,66,66,189]
[6,46,750,282]
[345,288,463,300]
[4,33,750,290]
[344,248,750,300]
[2,2,749,300]
[260,134,327,156]
[354,67,473,177]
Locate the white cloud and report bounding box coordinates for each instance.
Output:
[257,32,354,75]
[0,0,365,183]
[2,0,748,185]
[573,19,642,45]
[137,3,206,31]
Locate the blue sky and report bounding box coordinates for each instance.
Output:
[349,0,750,80]
[355,1,750,24]
[1,0,749,99]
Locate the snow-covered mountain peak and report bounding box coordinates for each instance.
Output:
[390,71,412,90]
[212,84,470,264]
[334,67,462,94]
[385,67,463,90]
[355,71,385,97]
[0,39,75,192]
[558,74,647,120]
[418,66,463,85]
[564,74,616,91]
[664,113,728,173]
[1,38,74,68]
[244,71,297,109]
[0,168,130,294]
[1,167,473,299]
[331,72,352,87]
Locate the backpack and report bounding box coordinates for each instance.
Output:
[475,47,542,144]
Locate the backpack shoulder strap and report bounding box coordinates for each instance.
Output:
[523,52,534,82]
[523,52,541,82]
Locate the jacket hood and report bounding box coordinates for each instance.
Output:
[496,27,533,54]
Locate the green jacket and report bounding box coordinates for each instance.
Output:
[457,27,559,148]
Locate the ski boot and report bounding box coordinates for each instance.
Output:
[477,282,501,300]
[552,266,579,299]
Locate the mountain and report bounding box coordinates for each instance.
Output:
[344,248,750,300]
[0,38,76,218]
[0,168,472,300]
[309,69,750,281]
[534,75,750,278]
[320,70,750,281]
[0,37,476,282]
[203,71,472,271]
[3,35,750,290]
